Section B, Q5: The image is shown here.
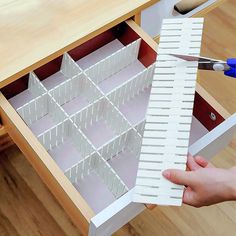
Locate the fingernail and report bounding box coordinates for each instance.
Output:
[162,170,170,179]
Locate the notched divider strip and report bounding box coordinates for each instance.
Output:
[107,63,155,108]
[61,53,82,79]
[64,152,128,199]
[28,72,47,96]
[16,92,67,127]
[134,17,204,206]
[134,119,146,136]
[98,128,142,162]
[84,39,141,85]
[48,73,103,107]
[37,119,94,158]
[70,97,130,138]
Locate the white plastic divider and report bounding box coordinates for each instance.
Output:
[37,119,69,151]
[134,119,146,136]
[17,93,67,126]
[61,53,82,79]
[28,72,47,96]
[107,64,154,107]
[84,39,141,85]
[49,73,103,107]
[15,54,83,128]
[98,128,142,162]
[64,152,128,199]
[9,72,48,110]
[133,18,204,206]
[41,53,82,90]
[37,119,94,157]
[70,97,130,137]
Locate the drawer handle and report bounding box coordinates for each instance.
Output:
[209,112,217,121]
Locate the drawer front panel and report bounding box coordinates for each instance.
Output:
[89,189,145,236]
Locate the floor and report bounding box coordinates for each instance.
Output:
[0,146,80,236]
[1,0,236,235]
[197,0,236,114]
[1,140,236,236]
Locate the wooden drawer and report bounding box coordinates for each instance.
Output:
[0,19,228,236]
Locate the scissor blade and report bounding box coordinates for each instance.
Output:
[170,54,214,62]
[169,54,203,61]
[169,54,229,71]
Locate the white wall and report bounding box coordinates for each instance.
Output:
[141,0,217,37]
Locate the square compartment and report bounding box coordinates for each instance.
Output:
[65,153,127,214]
[49,73,102,115]
[71,98,130,148]
[37,53,82,90]
[98,60,146,94]
[17,93,67,135]
[85,39,145,94]
[99,129,142,189]
[107,64,154,126]
[9,72,46,110]
[37,119,94,172]
[76,39,125,70]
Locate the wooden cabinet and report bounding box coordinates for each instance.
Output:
[0,1,230,235]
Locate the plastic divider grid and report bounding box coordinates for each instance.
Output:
[9,72,48,110]
[107,64,154,108]
[61,53,82,79]
[134,119,146,136]
[13,37,155,201]
[41,53,82,90]
[70,98,130,140]
[17,93,67,127]
[98,128,142,162]
[84,39,141,85]
[37,119,94,158]
[64,152,128,198]
[49,73,103,110]
[28,72,47,97]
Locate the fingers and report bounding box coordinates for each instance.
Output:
[187,154,201,171]
[162,169,195,186]
[195,156,214,168]
[194,155,208,167]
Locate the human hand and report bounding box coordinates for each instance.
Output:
[162,155,236,207]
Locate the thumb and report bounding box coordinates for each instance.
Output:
[162,169,195,186]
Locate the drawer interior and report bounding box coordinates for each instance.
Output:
[0,21,220,215]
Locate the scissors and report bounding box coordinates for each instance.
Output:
[170,54,236,78]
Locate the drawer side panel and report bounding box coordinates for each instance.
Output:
[0,93,94,235]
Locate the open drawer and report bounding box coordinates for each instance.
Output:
[0,20,228,236]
